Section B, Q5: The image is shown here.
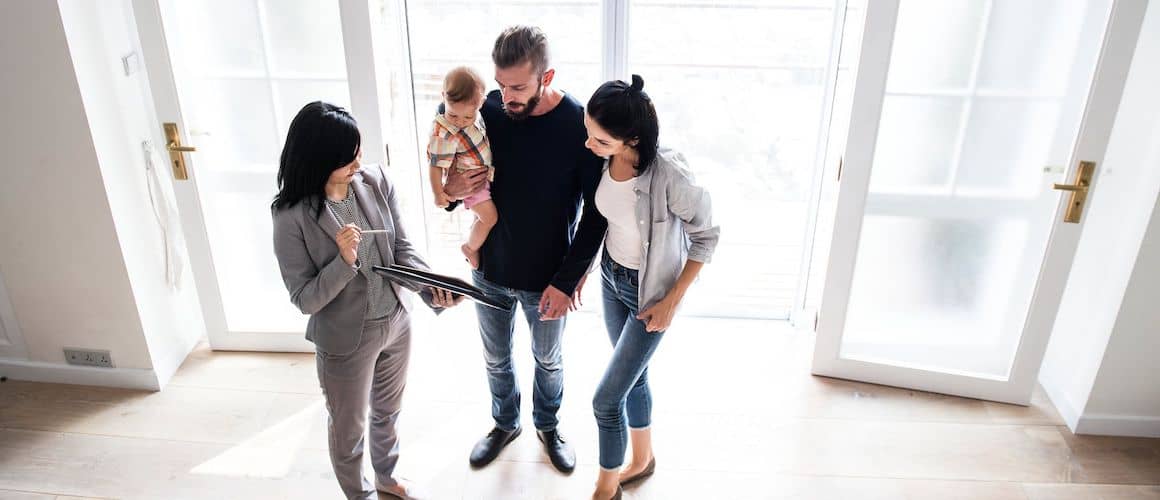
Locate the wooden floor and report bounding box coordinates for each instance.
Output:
[1,310,1158,499]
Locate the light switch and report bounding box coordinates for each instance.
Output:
[122,51,140,76]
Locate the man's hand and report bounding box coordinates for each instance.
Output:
[443,168,489,200]
[539,285,571,321]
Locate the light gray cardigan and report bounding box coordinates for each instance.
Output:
[622,147,720,309]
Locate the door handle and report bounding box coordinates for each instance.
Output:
[163,122,196,180]
[167,143,196,153]
[1051,160,1095,223]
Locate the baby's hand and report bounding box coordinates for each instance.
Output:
[433,192,452,208]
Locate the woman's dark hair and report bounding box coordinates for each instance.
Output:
[586,74,659,173]
[272,101,361,215]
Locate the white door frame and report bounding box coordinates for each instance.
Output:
[791,0,854,328]
[812,0,1147,405]
[132,0,389,351]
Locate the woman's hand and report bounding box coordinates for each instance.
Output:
[337,224,361,266]
[569,274,588,312]
[430,287,466,308]
[637,295,679,333]
[636,260,704,332]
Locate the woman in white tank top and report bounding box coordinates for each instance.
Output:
[582,75,720,500]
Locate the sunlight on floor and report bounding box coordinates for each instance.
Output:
[191,401,323,478]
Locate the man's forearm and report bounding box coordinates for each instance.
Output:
[549,205,608,295]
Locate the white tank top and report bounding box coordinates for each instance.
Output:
[595,167,643,269]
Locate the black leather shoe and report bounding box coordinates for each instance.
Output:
[536,429,576,473]
[469,426,521,468]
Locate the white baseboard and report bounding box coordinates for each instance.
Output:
[0,358,159,391]
[1076,413,1160,438]
[1039,382,1083,431]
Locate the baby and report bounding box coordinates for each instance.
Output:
[427,66,497,269]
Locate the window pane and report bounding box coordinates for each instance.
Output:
[842,216,1030,377]
[204,190,307,333]
[183,79,278,170]
[172,0,265,76]
[631,2,833,67]
[869,96,963,191]
[885,0,986,91]
[975,0,1090,94]
[630,2,840,318]
[956,98,1061,195]
[262,0,348,78]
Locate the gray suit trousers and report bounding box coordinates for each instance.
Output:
[315,306,411,500]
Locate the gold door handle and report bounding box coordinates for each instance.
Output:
[167,142,196,153]
[1052,160,1095,223]
[163,122,195,180]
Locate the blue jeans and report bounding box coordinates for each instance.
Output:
[594,252,665,470]
[472,270,566,432]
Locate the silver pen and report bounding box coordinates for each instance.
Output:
[325,204,386,234]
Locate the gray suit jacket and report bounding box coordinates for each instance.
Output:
[272,164,437,355]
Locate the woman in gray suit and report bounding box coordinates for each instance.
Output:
[271,101,460,500]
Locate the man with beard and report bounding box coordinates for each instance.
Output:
[442,25,607,474]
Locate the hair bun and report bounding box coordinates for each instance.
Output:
[629,74,644,93]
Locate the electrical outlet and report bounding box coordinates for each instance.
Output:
[64,348,114,368]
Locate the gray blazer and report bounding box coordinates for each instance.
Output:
[272,164,437,355]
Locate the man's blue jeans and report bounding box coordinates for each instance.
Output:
[473,270,566,432]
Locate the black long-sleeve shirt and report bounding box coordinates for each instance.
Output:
[477,89,607,295]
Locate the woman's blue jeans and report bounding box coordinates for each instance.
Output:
[594,252,665,470]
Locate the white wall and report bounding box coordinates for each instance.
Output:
[1082,193,1160,436]
[1039,0,1160,438]
[0,0,154,376]
[0,0,204,390]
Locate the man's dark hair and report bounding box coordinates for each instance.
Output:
[492,25,550,75]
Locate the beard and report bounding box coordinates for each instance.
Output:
[503,81,543,121]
